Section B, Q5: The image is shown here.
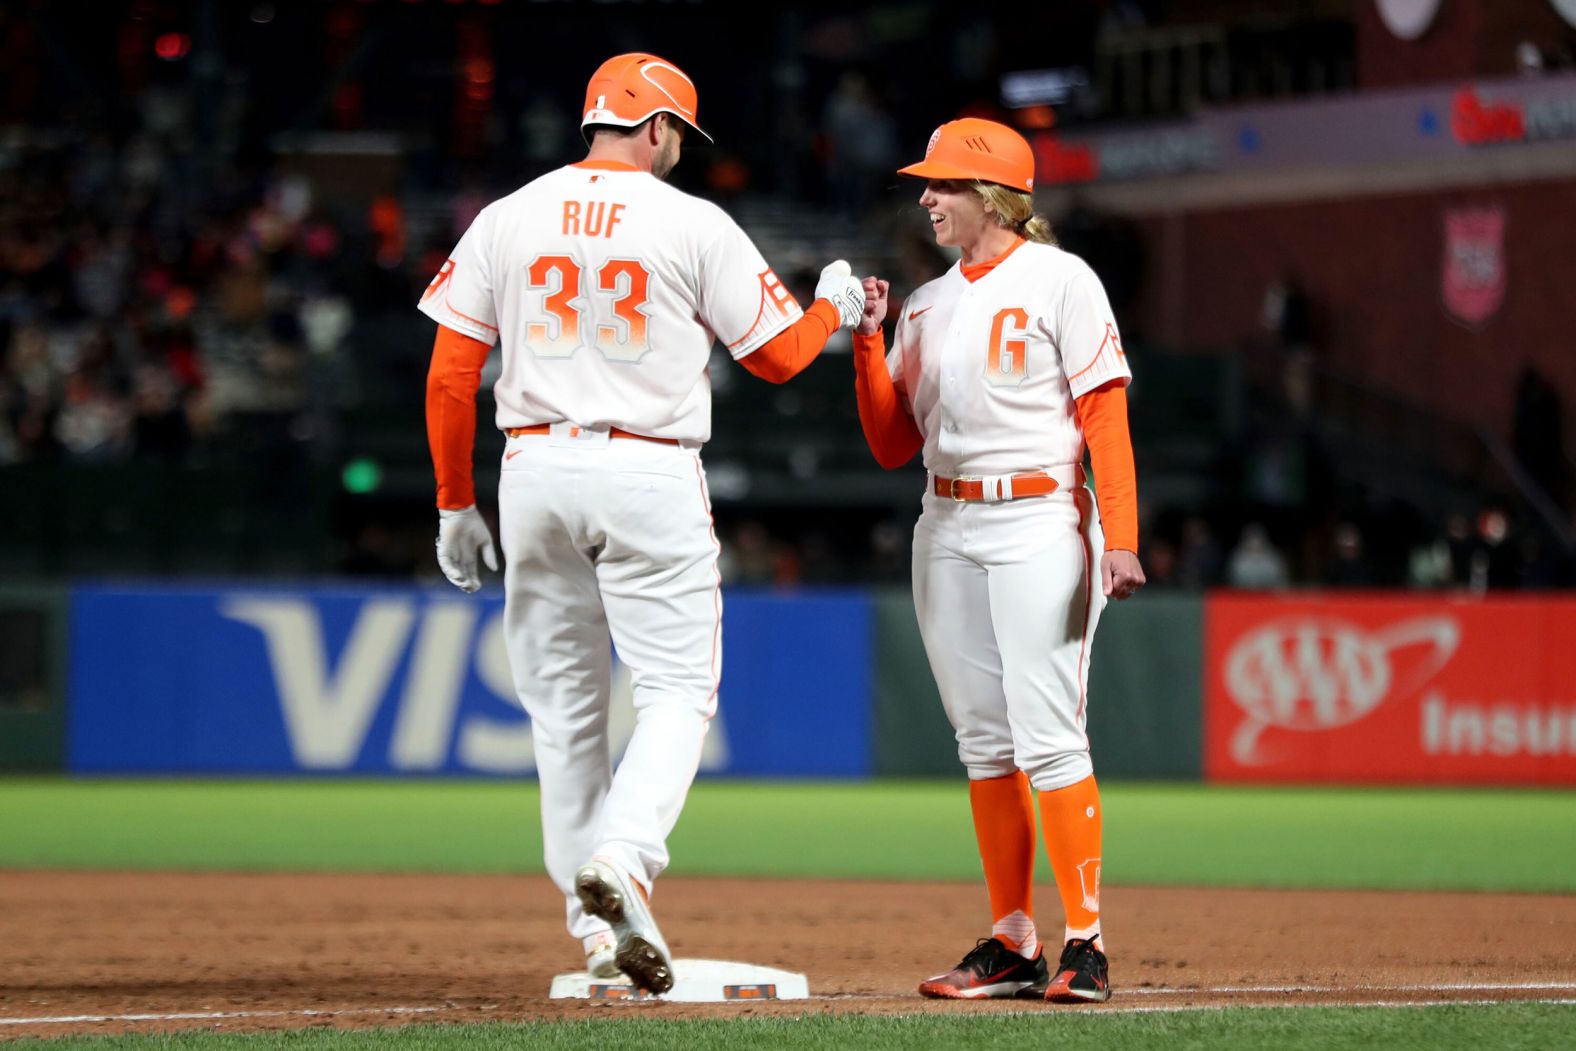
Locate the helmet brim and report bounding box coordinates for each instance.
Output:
[580,110,714,147]
[897,159,1031,192]
[897,159,977,181]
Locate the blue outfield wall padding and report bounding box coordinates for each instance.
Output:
[68,583,871,777]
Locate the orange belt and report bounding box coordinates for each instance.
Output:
[504,424,679,446]
[932,465,1084,503]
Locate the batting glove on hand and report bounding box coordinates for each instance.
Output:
[435,506,498,593]
[816,259,866,330]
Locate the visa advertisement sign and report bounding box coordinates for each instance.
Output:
[69,585,871,776]
[1205,594,1576,785]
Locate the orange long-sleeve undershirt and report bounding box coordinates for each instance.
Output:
[737,299,841,383]
[1075,381,1138,553]
[851,328,1138,553]
[426,324,492,510]
[852,328,922,469]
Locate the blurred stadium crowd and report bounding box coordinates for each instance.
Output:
[3,0,1574,589]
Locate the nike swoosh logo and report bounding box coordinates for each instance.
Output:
[968,963,1027,988]
[504,449,522,460]
[908,306,933,321]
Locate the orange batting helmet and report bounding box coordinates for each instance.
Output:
[897,118,1035,192]
[581,52,713,145]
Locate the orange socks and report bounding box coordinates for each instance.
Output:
[1038,774,1104,947]
[971,772,1106,954]
[969,772,1039,958]
[1040,778,1103,951]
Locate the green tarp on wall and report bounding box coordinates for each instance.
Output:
[873,588,1202,779]
[0,585,68,771]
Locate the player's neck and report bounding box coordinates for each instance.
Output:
[583,141,655,174]
[958,224,1022,267]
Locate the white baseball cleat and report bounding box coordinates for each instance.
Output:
[583,930,619,979]
[574,857,674,994]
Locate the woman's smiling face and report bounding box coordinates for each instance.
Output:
[919,179,990,248]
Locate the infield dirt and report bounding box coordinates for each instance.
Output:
[2,872,1574,1039]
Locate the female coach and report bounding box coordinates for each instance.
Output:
[853,117,1145,1004]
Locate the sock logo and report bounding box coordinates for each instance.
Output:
[1076,858,1102,913]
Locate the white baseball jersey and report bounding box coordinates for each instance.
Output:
[887,241,1130,476]
[418,161,802,442]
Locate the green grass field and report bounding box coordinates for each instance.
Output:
[3,779,1574,1048]
[2,779,1574,892]
[4,1005,1575,1051]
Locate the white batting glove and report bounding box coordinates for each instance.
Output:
[816,259,866,330]
[435,506,498,593]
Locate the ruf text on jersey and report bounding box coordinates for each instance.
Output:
[563,201,626,238]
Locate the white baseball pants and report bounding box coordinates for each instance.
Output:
[497,433,721,941]
[912,483,1107,791]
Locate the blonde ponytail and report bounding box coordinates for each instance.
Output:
[971,180,1056,245]
[1021,213,1055,245]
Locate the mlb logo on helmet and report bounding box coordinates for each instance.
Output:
[898,117,1036,192]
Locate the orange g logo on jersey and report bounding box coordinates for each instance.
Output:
[984,306,1030,387]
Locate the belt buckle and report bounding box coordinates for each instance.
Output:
[949,476,976,502]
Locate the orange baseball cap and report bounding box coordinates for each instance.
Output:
[581,52,713,144]
[897,118,1035,192]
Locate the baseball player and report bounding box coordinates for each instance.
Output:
[419,52,868,993]
[852,118,1144,1003]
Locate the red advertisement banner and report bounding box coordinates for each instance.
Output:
[1204,593,1576,785]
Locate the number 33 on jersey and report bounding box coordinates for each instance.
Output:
[418,160,804,444]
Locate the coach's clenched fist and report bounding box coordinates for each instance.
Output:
[1102,549,1145,600]
[859,277,889,336]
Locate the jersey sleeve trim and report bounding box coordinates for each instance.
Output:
[736,300,838,382]
[724,270,803,358]
[418,295,499,345]
[1065,320,1131,398]
[726,307,800,357]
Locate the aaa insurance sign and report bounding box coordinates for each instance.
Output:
[1204,594,1576,785]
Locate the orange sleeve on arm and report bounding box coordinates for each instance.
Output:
[737,299,840,384]
[425,324,493,510]
[1074,381,1139,553]
[852,328,923,469]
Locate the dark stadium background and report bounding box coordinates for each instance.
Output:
[3,0,1573,592]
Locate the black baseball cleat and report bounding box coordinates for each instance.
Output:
[1015,936,1112,1003]
[918,937,1049,999]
